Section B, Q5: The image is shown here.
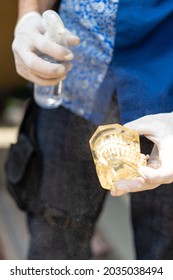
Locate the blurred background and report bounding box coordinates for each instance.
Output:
[0,1,29,121]
[0,1,135,260]
[0,0,29,259]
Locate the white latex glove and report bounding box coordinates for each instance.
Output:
[12,11,80,85]
[111,113,173,196]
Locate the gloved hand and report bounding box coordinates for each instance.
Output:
[111,113,173,196]
[12,11,80,85]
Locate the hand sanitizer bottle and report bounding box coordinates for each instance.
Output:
[34,10,67,109]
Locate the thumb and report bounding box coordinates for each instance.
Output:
[138,137,173,184]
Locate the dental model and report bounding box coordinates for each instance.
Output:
[89,123,147,190]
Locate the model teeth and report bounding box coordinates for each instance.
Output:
[89,123,147,190]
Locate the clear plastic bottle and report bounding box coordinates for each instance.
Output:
[34,10,67,109]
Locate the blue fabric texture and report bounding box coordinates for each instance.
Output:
[59,0,119,124]
[59,0,173,124]
[114,0,173,123]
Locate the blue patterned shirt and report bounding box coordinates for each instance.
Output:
[59,0,173,124]
[59,0,119,124]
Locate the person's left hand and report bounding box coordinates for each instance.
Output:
[111,113,173,196]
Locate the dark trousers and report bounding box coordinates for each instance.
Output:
[131,139,173,260]
[6,101,173,259]
[27,106,107,259]
[131,185,173,260]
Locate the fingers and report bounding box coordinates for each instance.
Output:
[32,33,74,61]
[110,138,173,196]
[12,30,75,84]
[111,164,173,196]
[64,29,80,47]
[110,189,128,197]
[111,177,159,195]
[12,10,80,85]
[13,32,74,62]
[138,165,173,185]
[145,138,173,183]
[125,113,173,141]
[14,52,72,85]
[15,62,67,85]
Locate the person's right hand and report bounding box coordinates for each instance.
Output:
[111,112,173,196]
[12,11,80,85]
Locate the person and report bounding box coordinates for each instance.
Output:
[7,0,173,259]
